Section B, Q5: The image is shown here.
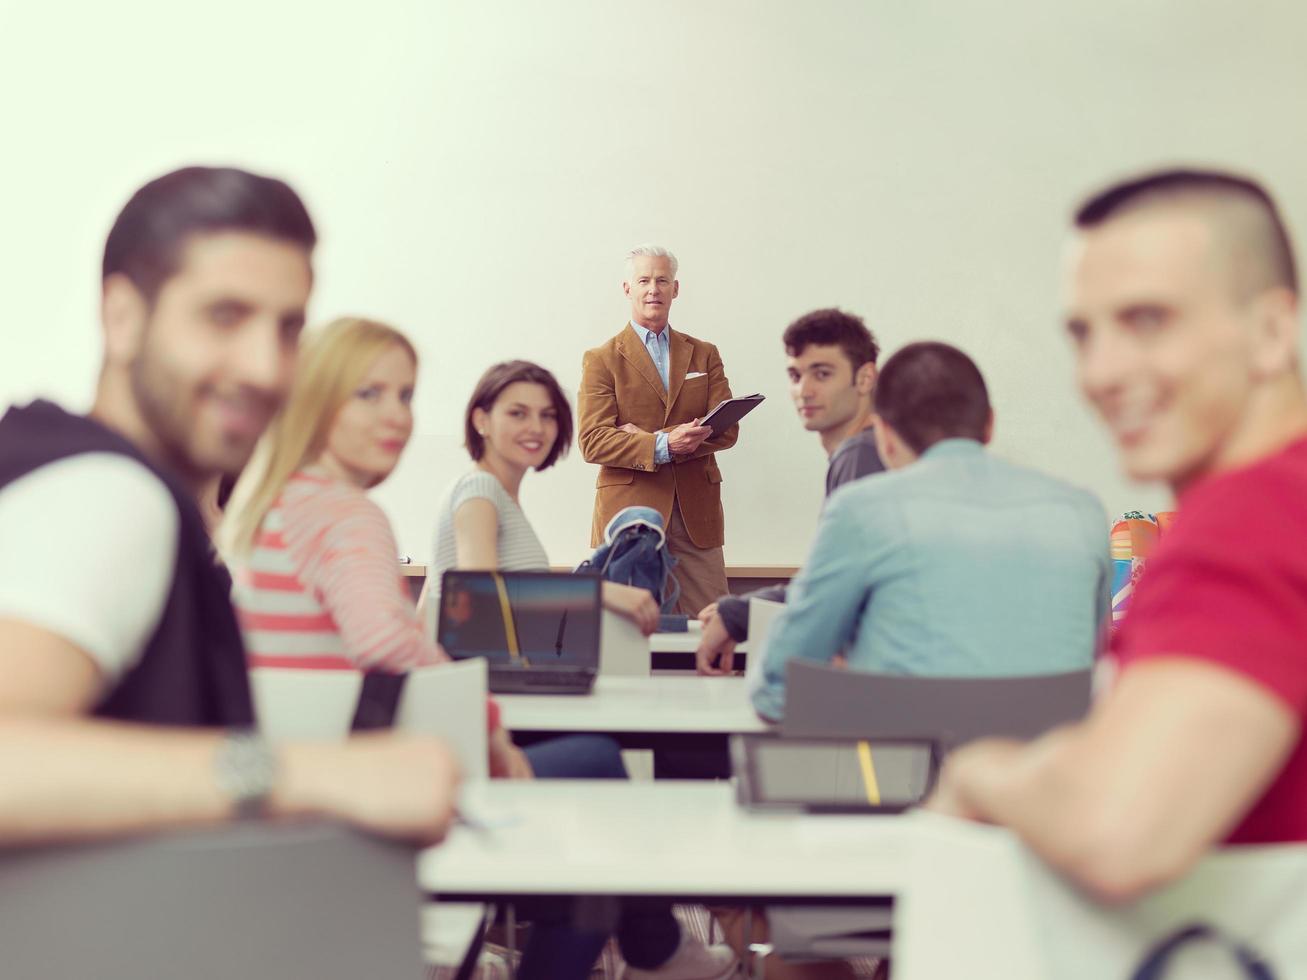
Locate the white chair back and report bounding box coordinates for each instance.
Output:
[896,812,1307,980]
[599,609,651,676]
[745,597,785,697]
[397,660,494,963]
[249,667,361,742]
[396,658,490,780]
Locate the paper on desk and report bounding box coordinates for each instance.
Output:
[455,785,522,832]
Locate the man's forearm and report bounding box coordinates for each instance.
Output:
[942,739,1042,827]
[0,717,317,844]
[678,426,738,461]
[939,733,1120,884]
[716,596,749,642]
[718,585,788,642]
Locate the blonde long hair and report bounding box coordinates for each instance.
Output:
[220,316,418,559]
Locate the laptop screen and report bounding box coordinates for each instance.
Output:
[437,570,602,669]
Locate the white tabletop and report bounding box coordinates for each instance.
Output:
[498,675,770,734]
[421,780,912,899]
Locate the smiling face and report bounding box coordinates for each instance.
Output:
[787,342,874,436]
[102,231,311,486]
[1065,208,1283,491]
[623,254,679,331]
[474,381,560,474]
[318,343,416,488]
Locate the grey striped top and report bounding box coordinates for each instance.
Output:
[429,470,551,631]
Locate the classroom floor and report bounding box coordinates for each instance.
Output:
[426,904,884,978]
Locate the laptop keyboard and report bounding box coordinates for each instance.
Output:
[521,673,590,688]
[490,670,594,693]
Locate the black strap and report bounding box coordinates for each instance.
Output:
[349,671,408,731]
[1131,923,1276,980]
[450,905,495,980]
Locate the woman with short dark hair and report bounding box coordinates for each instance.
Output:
[430,360,660,634]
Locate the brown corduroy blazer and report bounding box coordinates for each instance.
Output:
[578,324,738,548]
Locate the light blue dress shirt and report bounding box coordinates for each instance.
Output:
[753,439,1111,721]
[633,322,672,465]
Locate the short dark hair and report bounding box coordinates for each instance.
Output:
[873,342,990,453]
[782,308,880,373]
[1074,168,1297,294]
[464,360,573,470]
[103,166,317,302]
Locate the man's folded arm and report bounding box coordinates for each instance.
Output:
[577,350,657,470]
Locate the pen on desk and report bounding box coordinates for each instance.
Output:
[453,807,493,834]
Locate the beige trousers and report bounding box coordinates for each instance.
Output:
[665,497,729,616]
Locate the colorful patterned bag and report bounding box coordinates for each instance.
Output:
[1109,510,1176,629]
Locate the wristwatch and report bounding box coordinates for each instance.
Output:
[214,729,277,819]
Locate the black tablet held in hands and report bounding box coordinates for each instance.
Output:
[731,734,940,814]
[699,393,765,436]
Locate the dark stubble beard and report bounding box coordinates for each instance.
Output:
[128,340,211,487]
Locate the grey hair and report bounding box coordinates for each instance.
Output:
[625,244,678,279]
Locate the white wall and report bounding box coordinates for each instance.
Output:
[3,0,1304,565]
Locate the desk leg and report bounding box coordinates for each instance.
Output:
[506,903,517,979]
[743,908,776,980]
[743,909,753,979]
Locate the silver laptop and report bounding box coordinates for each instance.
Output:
[437,570,602,695]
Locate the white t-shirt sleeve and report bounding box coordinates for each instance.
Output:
[0,453,179,686]
[450,471,507,517]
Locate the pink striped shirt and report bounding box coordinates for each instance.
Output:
[234,469,446,672]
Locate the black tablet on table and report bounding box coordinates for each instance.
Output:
[731,734,940,814]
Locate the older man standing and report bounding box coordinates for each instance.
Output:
[578,245,738,616]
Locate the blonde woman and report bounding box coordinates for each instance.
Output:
[221,317,449,673]
[220,318,538,782]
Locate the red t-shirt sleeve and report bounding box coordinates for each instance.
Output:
[1116,480,1307,713]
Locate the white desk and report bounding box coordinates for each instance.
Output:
[648,630,706,655]
[421,780,909,902]
[648,624,749,671]
[428,786,1285,980]
[499,675,769,745]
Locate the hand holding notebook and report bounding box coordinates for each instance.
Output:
[699,393,765,436]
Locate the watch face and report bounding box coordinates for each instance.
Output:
[216,731,276,817]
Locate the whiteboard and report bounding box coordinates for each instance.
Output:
[3,0,1304,566]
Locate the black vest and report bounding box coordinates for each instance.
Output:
[0,401,254,726]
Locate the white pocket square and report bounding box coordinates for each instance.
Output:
[685,371,707,380]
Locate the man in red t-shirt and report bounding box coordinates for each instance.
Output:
[929,168,1307,900]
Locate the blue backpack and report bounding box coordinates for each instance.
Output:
[577,506,680,612]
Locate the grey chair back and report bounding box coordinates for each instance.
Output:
[781,660,1092,752]
[0,821,423,980]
